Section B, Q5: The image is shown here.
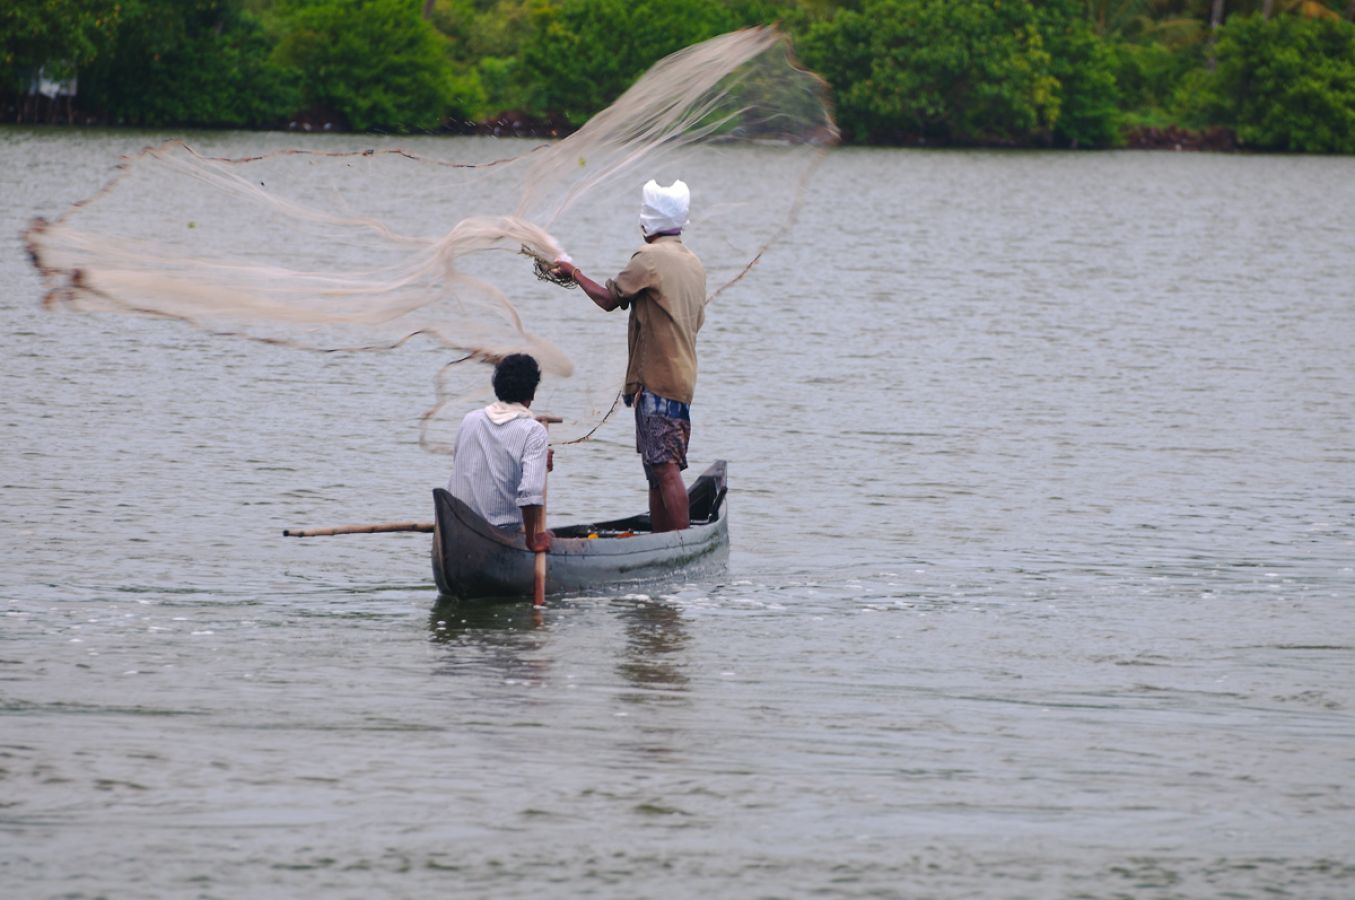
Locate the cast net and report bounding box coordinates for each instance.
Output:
[25,27,837,449]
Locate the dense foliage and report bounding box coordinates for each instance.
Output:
[517,0,741,126]
[798,0,1115,146]
[2,0,1354,151]
[272,0,464,131]
[1,0,122,82]
[78,0,300,128]
[1208,13,1355,151]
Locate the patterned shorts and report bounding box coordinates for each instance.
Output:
[633,389,691,487]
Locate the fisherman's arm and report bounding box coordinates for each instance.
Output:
[550,260,624,311]
[521,505,551,552]
[518,428,553,552]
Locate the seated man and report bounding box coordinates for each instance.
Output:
[447,354,552,552]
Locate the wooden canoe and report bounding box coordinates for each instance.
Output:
[431,460,729,599]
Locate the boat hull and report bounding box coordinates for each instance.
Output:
[432,461,729,599]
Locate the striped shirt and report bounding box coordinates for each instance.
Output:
[447,408,548,529]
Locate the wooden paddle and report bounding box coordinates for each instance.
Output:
[533,414,563,607]
[284,522,432,537]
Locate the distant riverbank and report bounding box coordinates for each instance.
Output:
[4,105,1246,154]
[6,3,1354,156]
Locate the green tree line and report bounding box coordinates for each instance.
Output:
[3,0,1354,151]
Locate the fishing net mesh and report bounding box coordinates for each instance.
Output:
[25,27,837,450]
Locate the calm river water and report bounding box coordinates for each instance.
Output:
[3,129,1354,899]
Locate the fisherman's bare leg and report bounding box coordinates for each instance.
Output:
[649,462,688,532]
[649,487,667,532]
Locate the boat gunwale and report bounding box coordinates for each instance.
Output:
[440,495,726,560]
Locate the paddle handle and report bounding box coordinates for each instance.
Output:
[533,414,560,607]
[284,522,433,537]
[533,546,546,606]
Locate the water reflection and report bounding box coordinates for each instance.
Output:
[427,597,544,641]
[426,597,549,685]
[424,594,692,702]
[614,597,690,699]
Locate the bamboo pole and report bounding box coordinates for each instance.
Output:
[533,414,563,607]
[283,522,433,537]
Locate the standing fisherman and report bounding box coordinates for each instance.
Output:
[551,180,706,532]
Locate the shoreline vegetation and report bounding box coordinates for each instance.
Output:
[4,0,1354,154]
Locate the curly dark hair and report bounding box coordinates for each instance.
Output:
[492,353,541,404]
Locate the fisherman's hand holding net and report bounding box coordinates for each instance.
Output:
[526,247,578,288]
[547,256,579,285]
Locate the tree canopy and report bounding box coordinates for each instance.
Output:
[272,0,463,131]
[2,0,1354,152]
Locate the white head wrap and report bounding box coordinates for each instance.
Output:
[639,179,690,237]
